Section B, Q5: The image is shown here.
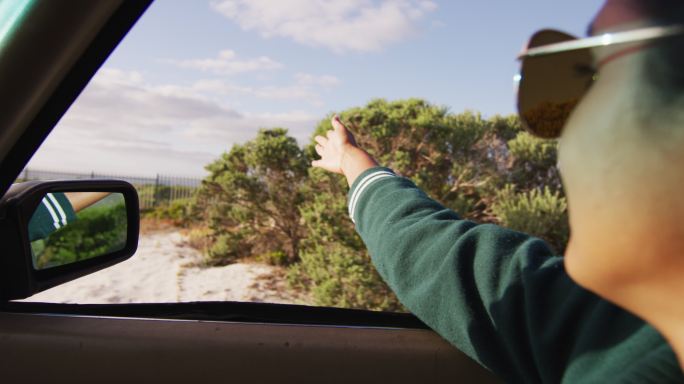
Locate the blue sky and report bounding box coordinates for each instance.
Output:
[28,0,602,177]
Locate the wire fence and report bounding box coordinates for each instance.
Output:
[18,169,202,210]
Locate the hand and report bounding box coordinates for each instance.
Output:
[311,115,358,174]
[312,115,379,186]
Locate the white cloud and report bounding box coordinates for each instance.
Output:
[182,111,318,145]
[28,69,318,177]
[171,49,283,75]
[187,71,340,106]
[167,47,341,106]
[210,0,437,53]
[295,73,341,88]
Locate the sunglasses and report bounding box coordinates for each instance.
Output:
[516,24,684,139]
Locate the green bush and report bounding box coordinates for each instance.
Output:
[32,202,127,269]
[291,179,403,311]
[144,197,193,225]
[507,131,562,192]
[194,128,308,266]
[258,250,289,266]
[183,226,213,264]
[491,184,569,253]
[289,243,403,311]
[206,231,251,266]
[192,99,569,310]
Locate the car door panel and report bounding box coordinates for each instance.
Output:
[0,311,499,383]
[0,2,501,382]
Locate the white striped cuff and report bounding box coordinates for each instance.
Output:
[41,193,69,230]
[348,170,396,223]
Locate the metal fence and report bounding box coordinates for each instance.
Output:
[18,169,202,210]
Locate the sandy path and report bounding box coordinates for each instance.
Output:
[23,231,310,305]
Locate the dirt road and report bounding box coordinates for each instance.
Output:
[24,231,310,304]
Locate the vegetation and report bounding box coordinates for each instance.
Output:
[31,199,127,269]
[142,197,193,226]
[188,99,568,311]
[491,185,569,253]
[136,184,196,211]
[193,128,309,266]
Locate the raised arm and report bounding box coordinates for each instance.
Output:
[313,116,680,383]
[64,191,111,212]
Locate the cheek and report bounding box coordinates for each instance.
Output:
[558,94,684,293]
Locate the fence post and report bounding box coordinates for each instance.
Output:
[169,176,174,205]
[166,177,172,205]
[154,174,160,208]
[23,168,28,181]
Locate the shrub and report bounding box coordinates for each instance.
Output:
[290,175,403,311]
[289,243,403,311]
[193,99,569,310]
[32,201,127,269]
[144,198,193,225]
[258,250,289,266]
[491,184,569,253]
[194,128,308,266]
[507,131,562,192]
[206,231,251,266]
[185,226,212,252]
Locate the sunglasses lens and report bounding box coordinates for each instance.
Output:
[518,30,594,138]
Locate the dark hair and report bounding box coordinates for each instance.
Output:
[640,1,684,105]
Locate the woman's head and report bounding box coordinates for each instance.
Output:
[559,1,684,307]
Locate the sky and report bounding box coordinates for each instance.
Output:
[27,0,602,178]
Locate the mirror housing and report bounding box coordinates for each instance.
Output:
[0,180,139,300]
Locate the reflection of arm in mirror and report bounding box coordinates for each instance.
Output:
[27,192,111,241]
[64,191,111,212]
[28,192,77,242]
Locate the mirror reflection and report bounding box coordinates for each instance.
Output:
[29,192,127,270]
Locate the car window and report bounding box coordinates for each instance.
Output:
[19,1,600,310]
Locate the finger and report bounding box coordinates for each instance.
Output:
[326,129,334,139]
[332,115,345,132]
[315,144,324,155]
[314,135,328,146]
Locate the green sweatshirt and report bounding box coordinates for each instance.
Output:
[28,192,77,242]
[348,167,684,384]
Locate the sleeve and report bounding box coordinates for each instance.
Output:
[348,167,682,384]
[28,192,77,242]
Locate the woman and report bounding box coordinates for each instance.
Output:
[313,1,684,382]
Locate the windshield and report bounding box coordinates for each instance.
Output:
[19,0,600,310]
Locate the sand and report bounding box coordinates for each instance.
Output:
[23,231,310,305]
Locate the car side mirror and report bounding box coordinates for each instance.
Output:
[0,180,139,300]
